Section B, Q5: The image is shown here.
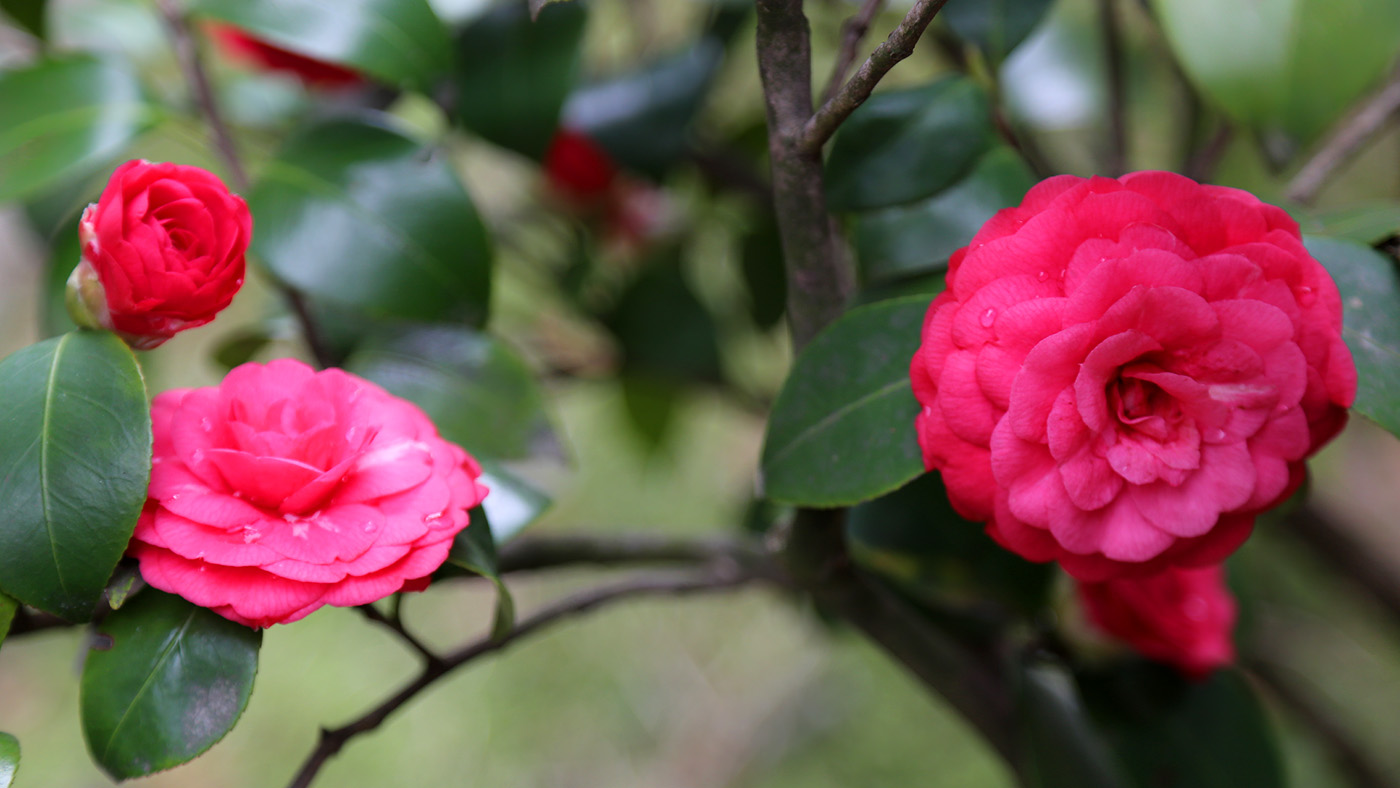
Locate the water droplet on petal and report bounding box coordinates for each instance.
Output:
[1296,285,1317,307]
[1208,428,1226,442]
[189,449,204,465]
[424,512,444,523]
[200,417,213,432]
[1036,270,1049,282]
[364,522,377,533]
[979,308,996,328]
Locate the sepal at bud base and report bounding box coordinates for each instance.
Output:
[65,258,111,332]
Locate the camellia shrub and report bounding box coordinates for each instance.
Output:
[2,0,1400,786]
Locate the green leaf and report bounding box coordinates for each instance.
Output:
[0,592,16,649]
[0,55,159,202]
[0,0,45,39]
[739,214,788,330]
[854,146,1034,285]
[941,0,1054,62]
[1297,202,1400,246]
[1079,663,1284,788]
[453,0,587,160]
[0,732,17,788]
[346,325,554,461]
[1304,236,1400,436]
[212,328,273,371]
[1150,0,1400,154]
[847,472,1054,613]
[564,41,726,178]
[825,77,996,212]
[1019,662,1129,788]
[81,590,261,781]
[248,117,493,324]
[478,461,551,543]
[191,0,451,91]
[0,331,152,621]
[103,563,143,611]
[761,295,930,507]
[444,513,515,640]
[605,253,723,383]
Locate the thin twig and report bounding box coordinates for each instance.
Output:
[1182,122,1233,183]
[1097,0,1127,176]
[156,0,336,369]
[356,604,445,668]
[1285,69,1400,205]
[5,607,72,638]
[496,533,763,574]
[285,567,774,788]
[799,0,951,155]
[1250,658,1395,788]
[155,0,249,192]
[820,0,887,107]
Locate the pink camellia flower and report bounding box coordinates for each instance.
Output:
[128,359,488,628]
[1078,565,1237,679]
[208,24,364,88]
[68,160,251,349]
[910,171,1356,580]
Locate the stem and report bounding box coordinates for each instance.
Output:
[799,0,951,156]
[819,0,887,107]
[356,603,444,668]
[155,0,335,369]
[285,567,774,788]
[1097,0,1127,176]
[1285,69,1400,205]
[755,0,854,349]
[1281,504,1400,626]
[1183,123,1233,183]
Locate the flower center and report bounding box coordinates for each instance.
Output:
[1109,376,1180,442]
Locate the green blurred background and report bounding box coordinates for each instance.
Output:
[4,0,1400,785]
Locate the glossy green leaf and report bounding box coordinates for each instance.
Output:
[564,41,725,178]
[1019,662,1129,788]
[81,590,260,780]
[191,0,451,91]
[854,146,1034,284]
[0,593,16,649]
[0,331,151,621]
[0,0,45,39]
[42,223,81,337]
[0,733,17,788]
[848,472,1054,613]
[941,0,1054,61]
[0,55,159,202]
[248,118,492,324]
[444,512,515,640]
[1151,0,1400,153]
[1298,202,1400,245]
[454,0,587,160]
[826,77,996,212]
[1079,663,1284,788]
[856,271,948,307]
[1305,236,1400,436]
[761,295,931,507]
[346,325,553,461]
[478,461,551,543]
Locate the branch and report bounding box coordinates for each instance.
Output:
[1250,658,1396,788]
[155,0,336,369]
[1285,69,1400,205]
[755,0,854,349]
[356,602,444,668]
[1183,122,1233,183]
[285,567,776,788]
[496,533,763,574]
[798,0,950,156]
[5,607,73,638]
[1097,0,1127,176]
[819,0,886,107]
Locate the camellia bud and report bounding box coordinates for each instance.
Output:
[65,159,252,349]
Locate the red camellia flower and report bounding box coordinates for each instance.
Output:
[910,172,1356,580]
[1078,565,1237,679]
[208,24,363,88]
[67,159,251,349]
[543,128,620,202]
[128,360,488,628]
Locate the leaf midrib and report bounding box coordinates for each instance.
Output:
[98,609,198,763]
[765,377,910,470]
[40,334,70,594]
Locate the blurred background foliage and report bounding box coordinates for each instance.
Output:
[3,0,1400,785]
